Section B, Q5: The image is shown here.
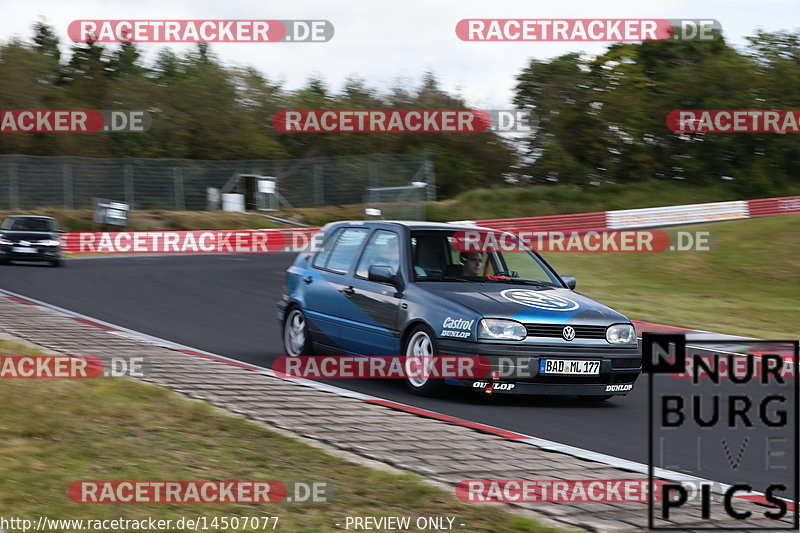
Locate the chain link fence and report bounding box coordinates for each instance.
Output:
[0,154,435,217]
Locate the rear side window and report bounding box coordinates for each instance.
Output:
[314,228,369,273]
[311,228,342,269]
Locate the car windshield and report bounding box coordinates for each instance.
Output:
[1,217,54,232]
[410,229,562,286]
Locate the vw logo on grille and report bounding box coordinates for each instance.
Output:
[562,326,576,341]
[500,289,580,311]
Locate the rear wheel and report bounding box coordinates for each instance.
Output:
[403,326,446,396]
[51,259,64,267]
[283,307,312,356]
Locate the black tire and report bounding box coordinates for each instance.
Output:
[283,306,312,356]
[51,258,64,267]
[578,395,613,401]
[0,258,7,265]
[402,325,447,396]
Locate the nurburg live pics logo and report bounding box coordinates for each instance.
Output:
[644,333,799,530]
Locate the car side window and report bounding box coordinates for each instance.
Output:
[311,228,342,269]
[316,228,369,273]
[355,230,400,279]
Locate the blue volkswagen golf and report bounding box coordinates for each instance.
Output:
[277,221,642,399]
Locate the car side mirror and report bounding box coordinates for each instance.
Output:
[368,265,403,290]
[561,275,577,290]
[55,229,66,233]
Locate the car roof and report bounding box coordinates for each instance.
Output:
[324,220,493,232]
[5,215,55,221]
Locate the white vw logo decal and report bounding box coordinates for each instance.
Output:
[500,289,580,311]
[562,326,576,341]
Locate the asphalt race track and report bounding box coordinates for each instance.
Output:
[0,254,794,497]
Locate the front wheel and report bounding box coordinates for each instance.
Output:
[283,307,312,356]
[403,326,446,396]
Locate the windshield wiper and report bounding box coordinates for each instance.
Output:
[483,277,553,286]
[417,276,470,282]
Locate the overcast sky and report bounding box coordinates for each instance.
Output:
[3,0,798,107]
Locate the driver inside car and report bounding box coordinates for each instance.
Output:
[461,252,485,276]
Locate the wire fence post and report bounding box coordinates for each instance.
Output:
[8,157,19,210]
[173,167,185,211]
[63,161,74,210]
[313,164,324,207]
[124,161,134,208]
[368,160,378,189]
[424,159,436,202]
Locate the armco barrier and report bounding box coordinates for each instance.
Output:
[57,195,799,253]
[605,200,749,229]
[476,195,799,233]
[747,196,800,218]
[469,211,608,232]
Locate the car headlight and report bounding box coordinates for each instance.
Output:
[478,319,527,341]
[606,324,637,344]
[37,240,60,246]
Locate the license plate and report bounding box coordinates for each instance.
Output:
[11,246,36,253]
[539,359,600,375]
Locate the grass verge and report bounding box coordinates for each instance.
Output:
[545,215,800,339]
[0,339,564,533]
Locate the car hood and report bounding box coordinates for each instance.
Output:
[0,231,57,241]
[420,282,630,325]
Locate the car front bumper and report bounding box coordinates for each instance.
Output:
[0,245,61,261]
[438,338,642,396]
[276,298,289,324]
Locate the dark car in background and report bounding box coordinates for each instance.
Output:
[0,215,65,267]
[277,221,642,399]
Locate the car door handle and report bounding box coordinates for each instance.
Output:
[302,276,313,284]
[341,286,355,296]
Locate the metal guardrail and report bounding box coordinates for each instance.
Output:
[471,196,800,233]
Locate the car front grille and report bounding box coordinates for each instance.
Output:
[524,324,607,340]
